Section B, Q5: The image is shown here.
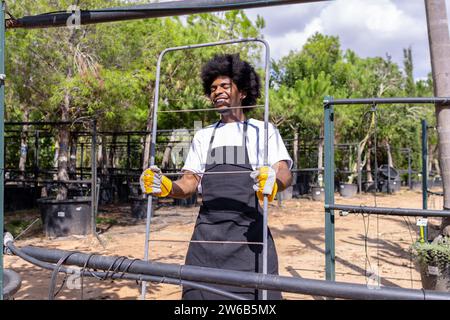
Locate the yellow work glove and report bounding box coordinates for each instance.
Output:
[139,165,173,197]
[250,166,278,202]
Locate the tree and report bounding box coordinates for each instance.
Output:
[425,0,450,232]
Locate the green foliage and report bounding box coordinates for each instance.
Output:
[5,2,438,179]
[412,237,450,270]
[271,32,436,176]
[5,1,263,170]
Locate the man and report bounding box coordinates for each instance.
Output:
[140,54,292,300]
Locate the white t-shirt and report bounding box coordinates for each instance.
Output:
[182,118,293,176]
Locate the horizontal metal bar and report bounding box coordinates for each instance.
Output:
[6,242,246,300]
[7,0,324,29]
[427,190,444,196]
[17,245,450,300]
[163,170,253,176]
[324,97,450,106]
[149,239,264,245]
[5,179,92,184]
[326,204,450,217]
[158,105,262,113]
[5,121,89,126]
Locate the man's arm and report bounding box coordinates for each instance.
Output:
[272,160,292,192]
[170,171,200,199]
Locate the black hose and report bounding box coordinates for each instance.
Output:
[6,242,247,300]
[17,243,450,300]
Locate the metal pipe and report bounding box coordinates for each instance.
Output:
[5,121,85,125]
[325,97,450,106]
[158,104,262,113]
[323,96,335,282]
[17,245,450,300]
[6,242,246,300]
[407,148,412,189]
[421,119,428,242]
[261,37,271,300]
[4,179,92,184]
[357,143,362,194]
[91,119,97,235]
[34,130,39,183]
[143,38,271,300]
[80,142,84,180]
[325,204,450,218]
[6,0,324,29]
[0,0,5,301]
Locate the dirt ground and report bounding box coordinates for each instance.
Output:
[4,187,445,300]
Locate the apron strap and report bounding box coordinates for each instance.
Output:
[206,119,249,162]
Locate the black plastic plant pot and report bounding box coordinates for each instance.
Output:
[129,195,149,219]
[411,180,422,190]
[378,177,401,193]
[3,269,22,300]
[417,263,450,292]
[311,186,325,201]
[116,182,130,203]
[277,185,293,201]
[339,183,358,198]
[5,185,42,212]
[100,186,114,205]
[37,197,93,237]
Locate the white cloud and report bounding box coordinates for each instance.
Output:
[246,0,450,80]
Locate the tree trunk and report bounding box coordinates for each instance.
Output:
[161,131,174,170]
[366,140,373,183]
[98,135,108,177]
[107,134,114,168]
[425,0,450,231]
[292,125,299,185]
[18,107,30,181]
[317,126,324,187]
[385,140,394,168]
[56,88,71,201]
[142,81,155,170]
[69,132,77,180]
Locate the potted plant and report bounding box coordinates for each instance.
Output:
[311,171,325,201]
[339,173,358,198]
[339,146,358,198]
[412,235,450,291]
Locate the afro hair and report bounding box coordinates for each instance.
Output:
[201,54,261,109]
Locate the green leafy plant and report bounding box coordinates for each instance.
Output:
[412,236,450,270]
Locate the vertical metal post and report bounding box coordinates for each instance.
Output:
[0,0,5,301]
[387,162,391,194]
[80,142,84,180]
[357,143,362,194]
[324,97,335,282]
[34,130,39,182]
[91,119,97,235]
[261,39,270,301]
[407,148,412,190]
[421,119,428,241]
[126,134,130,183]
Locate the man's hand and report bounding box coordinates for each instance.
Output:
[140,165,173,197]
[250,166,278,202]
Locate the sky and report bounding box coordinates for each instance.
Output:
[244,0,450,80]
[122,0,450,80]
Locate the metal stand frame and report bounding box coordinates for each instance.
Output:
[141,38,271,300]
[323,97,450,282]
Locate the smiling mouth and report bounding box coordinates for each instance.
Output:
[214,97,229,106]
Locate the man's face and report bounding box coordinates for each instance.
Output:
[209,76,245,112]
